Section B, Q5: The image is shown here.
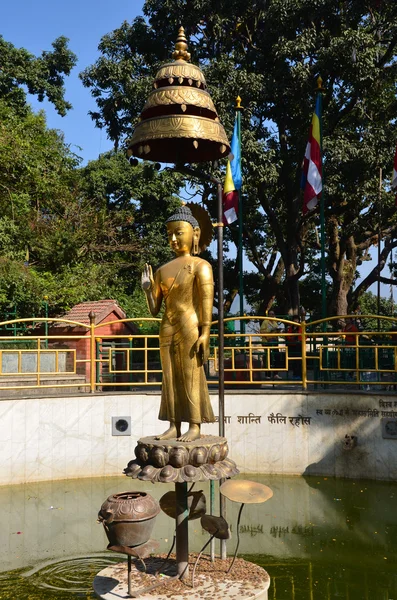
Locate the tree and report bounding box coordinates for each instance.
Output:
[0,99,185,317]
[0,35,77,115]
[81,0,397,316]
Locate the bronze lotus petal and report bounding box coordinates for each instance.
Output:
[181,464,200,482]
[139,464,158,481]
[201,463,222,480]
[158,464,178,483]
[124,461,142,478]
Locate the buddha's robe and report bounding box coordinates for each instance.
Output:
[154,255,215,425]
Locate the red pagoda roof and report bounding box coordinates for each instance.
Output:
[61,300,126,325]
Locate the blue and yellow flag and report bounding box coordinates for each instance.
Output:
[223,118,242,224]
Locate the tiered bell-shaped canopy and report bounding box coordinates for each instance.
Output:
[127,27,230,164]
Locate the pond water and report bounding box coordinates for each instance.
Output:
[0,474,396,599]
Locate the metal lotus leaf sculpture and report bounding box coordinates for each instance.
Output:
[160,490,206,521]
[220,479,273,504]
[220,480,273,573]
[200,514,231,540]
[192,514,231,587]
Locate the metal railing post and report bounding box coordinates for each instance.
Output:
[301,321,307,390]
[89,311,96,393]
[96,338,101,387]
[37,338,41,387]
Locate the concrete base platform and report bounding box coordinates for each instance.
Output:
[93,557,270,600]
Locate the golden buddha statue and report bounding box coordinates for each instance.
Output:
[141,204,215,442]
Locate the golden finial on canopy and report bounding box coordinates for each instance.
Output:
[172,26,191,62]
[127,26,230,164]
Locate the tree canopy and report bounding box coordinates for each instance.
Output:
[81,0,397,315]
[0,98,183,318]
[0,35,77,116]
[2,4,397,320]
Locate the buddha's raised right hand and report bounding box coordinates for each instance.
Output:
[141,263,154,291]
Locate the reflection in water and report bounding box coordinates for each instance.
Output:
[0,474,396,599]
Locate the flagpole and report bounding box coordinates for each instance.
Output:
[377,167,382,330]
[317,77,327,321]
[236,96,244,328]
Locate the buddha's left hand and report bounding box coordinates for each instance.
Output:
[195,334,210,363]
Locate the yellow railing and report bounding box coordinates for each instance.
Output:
[0,315,396,393]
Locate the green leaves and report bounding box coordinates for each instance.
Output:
[0,99,185,317]
[0,35,77,115]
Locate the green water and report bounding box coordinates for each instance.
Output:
[0,474,396,599]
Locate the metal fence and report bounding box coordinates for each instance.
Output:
[0,314,397,393]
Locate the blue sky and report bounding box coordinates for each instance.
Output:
[2,0,145,163]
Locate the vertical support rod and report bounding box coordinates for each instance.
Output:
[210,480,215,562]
[127,555,132,597]
[217,180,225,438]
[216,180,227,560]
[175,482,189,580]
[89,311,96,393]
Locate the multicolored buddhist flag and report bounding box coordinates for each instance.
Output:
[223,118,242,225]
[392,144,397,205]
[301,94,322,214]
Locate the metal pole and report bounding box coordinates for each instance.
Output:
[172,166,227,559]
[127,555,132,597]
[377,167,382,331]
[216,181,227,560]
[217,181,225,436]
[175,482,189,580]
[210,480,215,562]
[317,84,326,321]
[317,77,328,383]
[236,105,244,323]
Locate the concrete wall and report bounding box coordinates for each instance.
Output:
[1,390,397,485]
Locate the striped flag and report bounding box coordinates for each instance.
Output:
[223,118,242,225]
[301,94,322,214]
[392,144,397,205]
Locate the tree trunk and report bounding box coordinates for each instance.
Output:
[285,262,300,316]
[329,234,357,316]
[257,257,284,315]
[330,278,350,315]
